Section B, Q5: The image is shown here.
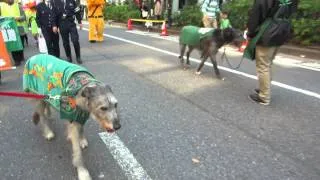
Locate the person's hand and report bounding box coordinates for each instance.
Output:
[79,23,83,30]
[14,17,20,21]
[52,26,58,33]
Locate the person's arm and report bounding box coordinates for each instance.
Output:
[74,0,82,24]
[16,5,27,22]
[247,0,262,38]
[50,0,59,33]
[35,4,41,28]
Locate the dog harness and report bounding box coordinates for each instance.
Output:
[23,54,99,125]
[180,25,215,46]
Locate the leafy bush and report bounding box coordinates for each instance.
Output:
[172,5,203,27]
[104,4,141,22]
[223,0,320,45]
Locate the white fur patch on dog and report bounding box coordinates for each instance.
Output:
[78,167,92,180]
[80,138,88,149]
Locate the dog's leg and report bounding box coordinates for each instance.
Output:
[79,126,88,149]
[178,44,186,65]
[35,100,55,140]
[67,122,92,180]
[186,46,194,67]
[209,52,223,80]
[196,54,209,75]
[44,103,52,119]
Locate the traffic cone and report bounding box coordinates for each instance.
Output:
[127,19,133,30]
[160,21,168,36]
[239,40,248,52]
[0,31,14,71]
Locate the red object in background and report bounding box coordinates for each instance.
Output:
[127,19,133,30]
[0,31,15,71]
[160,21,168,36]
[239,40,248,52]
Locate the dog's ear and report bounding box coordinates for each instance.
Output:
[105,85,113,93]
[81,86,96,98]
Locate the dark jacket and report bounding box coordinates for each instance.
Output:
[50,0,82,27]
[247,0,298,39]
[36,2,56,29]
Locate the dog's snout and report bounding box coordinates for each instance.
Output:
[113,121,121,130]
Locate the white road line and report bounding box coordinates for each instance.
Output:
[83,28,320,100]
[99,132,152,180]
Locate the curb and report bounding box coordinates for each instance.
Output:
[107,21,320,60]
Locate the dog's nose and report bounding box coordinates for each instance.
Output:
[113,122,121,130]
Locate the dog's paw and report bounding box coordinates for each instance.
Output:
[44,131,55,141]
[217,76,225,81]
[195,71,201,75]
[80,138,88,149]
[78,167,92,180]
[184,65,190,70]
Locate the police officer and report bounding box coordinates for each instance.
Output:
[36,0,60,58]
[51,0,82,64]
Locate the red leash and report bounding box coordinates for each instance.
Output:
[0,91,46,99]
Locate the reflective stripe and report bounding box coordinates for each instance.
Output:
[74,7,80,12]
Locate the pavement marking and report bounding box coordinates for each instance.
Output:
[82,28,320,100]
[99,132,152,180]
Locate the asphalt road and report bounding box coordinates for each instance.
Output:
[0,25,319,180]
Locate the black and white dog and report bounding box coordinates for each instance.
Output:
[178,26,244,79]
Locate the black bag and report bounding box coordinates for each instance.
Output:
[259,0,293,46]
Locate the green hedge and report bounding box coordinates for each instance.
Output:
[104,4,141,23]
[172,5,203,27]
[223,0,320,45]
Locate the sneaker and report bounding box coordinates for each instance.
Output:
[248,93,270,105]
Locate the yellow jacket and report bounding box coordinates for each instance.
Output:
[87,0,105,17]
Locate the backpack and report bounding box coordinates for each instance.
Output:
[259,0,294,46]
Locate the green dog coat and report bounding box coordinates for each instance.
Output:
[23,54,100,125]
[180,25,215,46]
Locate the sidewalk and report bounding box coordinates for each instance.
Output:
[107,21,320,60]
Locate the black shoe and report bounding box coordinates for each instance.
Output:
[67,57,72,62]
[76,57,83,64]
[248,93,270,105]
[89,40,96,43]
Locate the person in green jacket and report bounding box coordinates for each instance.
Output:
[0,0,26,66]
[220,11,232,29]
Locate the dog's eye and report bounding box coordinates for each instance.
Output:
[100,107,108,111]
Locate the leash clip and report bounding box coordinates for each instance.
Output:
[45,94,61,100]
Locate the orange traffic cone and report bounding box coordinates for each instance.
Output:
[127,19,133,30]
[239,40,248,52]
[160,21,168,36]
[0,31,15,71]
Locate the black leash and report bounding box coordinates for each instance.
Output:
[220,47,245,69]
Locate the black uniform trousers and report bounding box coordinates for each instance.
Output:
[42,27,60,58]
[11,35,25,66]
[59,19,80,60]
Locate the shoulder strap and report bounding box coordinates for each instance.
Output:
[273,0,292,19]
